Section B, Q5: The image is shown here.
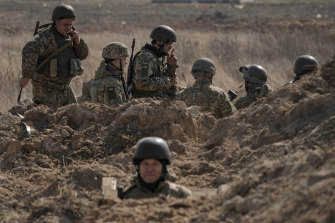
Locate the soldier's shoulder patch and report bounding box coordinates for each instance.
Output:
[107,86,116,100]
[142,64,149,69]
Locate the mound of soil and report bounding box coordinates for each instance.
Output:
[1,60,335,222]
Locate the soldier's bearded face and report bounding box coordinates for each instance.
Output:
[163,41,174,54]
[55,18,74,36]
[139,159,163,184]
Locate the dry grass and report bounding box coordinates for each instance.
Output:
[1,26,334,112]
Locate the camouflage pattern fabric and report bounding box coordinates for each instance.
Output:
[176,80,236,118]
[90,61,126,106]
[32,81,76,110]
[234,84,271,110]
[21,24,88,109]
[234,95,257,110]
[132,45,177,99]
[122,177,191,199]
[77,79,93,103]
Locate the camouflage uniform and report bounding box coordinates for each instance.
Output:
[176,58,236,118]
[22,24,88,109]
[90,61,126,106]
[122,177,191,199]
[234,84,271,110]
[234,64,270,110]
[176,79,236,118]
[131,44,177,99]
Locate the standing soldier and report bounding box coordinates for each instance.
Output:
[122,137,191,199]
[176,58,236,118]
[234,64,271,110]
[20,4,89,110]
[91,42,129,107]
[129,25,178,99]
[285,55,319,85]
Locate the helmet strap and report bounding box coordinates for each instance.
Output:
[158,43,167,56]
[119,60,123,72]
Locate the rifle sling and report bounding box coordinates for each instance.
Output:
[36,41,72,71]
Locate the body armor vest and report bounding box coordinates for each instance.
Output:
[132,48,165,98]
[37,25,77,79]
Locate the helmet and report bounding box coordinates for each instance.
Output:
[102,42,129,59]
[293,55,319,76]
[150,25,177,43]
[52,4,76,22]
[133,137,172,165]
[191,58,216,76]
[241,64,267,85]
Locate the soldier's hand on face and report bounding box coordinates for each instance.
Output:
[167,48,178,66]
[20,77,31,88]
[69,30,80,45]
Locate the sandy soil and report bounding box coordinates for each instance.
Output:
[1,62,335,222]
[1,0,335,222]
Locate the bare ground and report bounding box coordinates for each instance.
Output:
[1,0,335,222]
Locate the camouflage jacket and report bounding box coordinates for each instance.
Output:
[234,84,271,110]
[176,80,236,118]
[132,44,177,98]
[90,61,126,106]
[22,24,88,85]
[122,177,191,199]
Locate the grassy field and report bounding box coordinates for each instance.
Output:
[1,0,334,111]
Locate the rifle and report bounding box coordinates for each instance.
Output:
[126,38,136,94]
[18,21,40,103]
[228,89,238,101]
[120,61,129,100]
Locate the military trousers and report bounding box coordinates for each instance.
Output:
[32,82,76,110]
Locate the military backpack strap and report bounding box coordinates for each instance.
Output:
[36,41,72,71]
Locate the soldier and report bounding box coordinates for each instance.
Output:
[20,4,89,110]
[122,137,191,199]
[285,55,319,85]
[130,25,178,99]
[176,58,236,118]
[90,42,129,106]
[234,64,271,110]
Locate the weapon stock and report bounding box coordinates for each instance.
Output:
[126,38,136,93]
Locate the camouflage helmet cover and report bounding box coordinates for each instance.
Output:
[133,137,172,165]
[293,55,319,76]
[102,42,129,59]
[150,25,177,42]
[191,58,216,77]
[52,4,76,22]
[241,64,267,85]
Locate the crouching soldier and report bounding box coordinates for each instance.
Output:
[122,137,191,199]
[234,64,271,110]
[176,58,236,118]
[91,42,129,106]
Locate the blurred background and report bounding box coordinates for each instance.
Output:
[1,0,334,111]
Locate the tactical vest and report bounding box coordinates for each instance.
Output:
[37,25,77,79]
[132,48,165,98]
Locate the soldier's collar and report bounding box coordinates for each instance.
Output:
[143,43,163,58]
